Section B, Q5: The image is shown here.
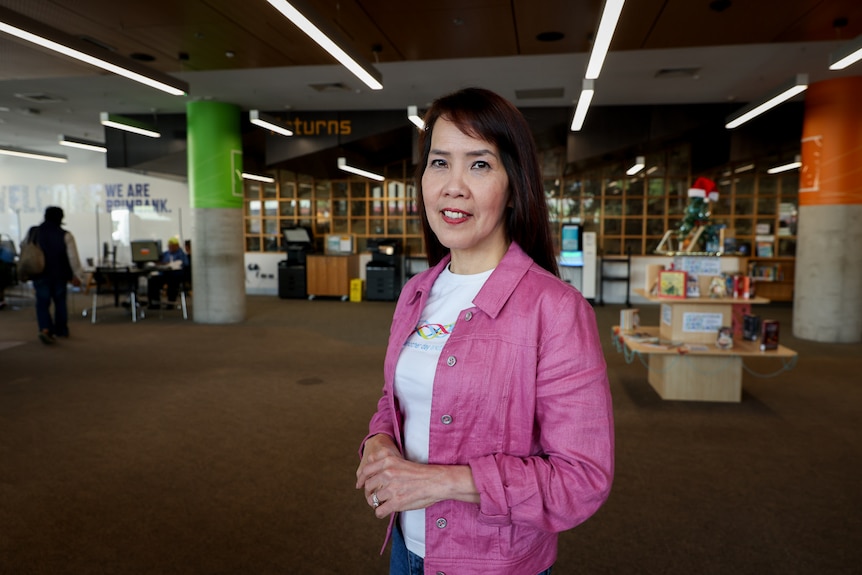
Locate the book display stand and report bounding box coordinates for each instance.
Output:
[612,289,797,402]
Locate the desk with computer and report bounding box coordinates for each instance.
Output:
[87,239,187,322]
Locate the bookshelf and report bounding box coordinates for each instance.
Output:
[747,257,795,301]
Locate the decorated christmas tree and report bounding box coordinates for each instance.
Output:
[677,176,720,252]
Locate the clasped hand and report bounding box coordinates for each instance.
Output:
[355,434,479,519]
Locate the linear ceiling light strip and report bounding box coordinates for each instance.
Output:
[0,6,187,96]
[249,110,294,137]
[265,0,383,90]
[59,135,107,152]
[0,145,68,163]
[100,113,161,138]
[337,157,384,181]
[585,0,626,80]
[725,74,808,129]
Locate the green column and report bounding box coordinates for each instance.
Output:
[188,101,243,209]
[187,101,246,323]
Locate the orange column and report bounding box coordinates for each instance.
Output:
[794,76,862,343]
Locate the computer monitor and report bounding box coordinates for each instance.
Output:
[131,240,162,266]
[283,227,311,245]
[559,224,584,267]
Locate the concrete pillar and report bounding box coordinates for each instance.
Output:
[187,101,245,323]
[793,76,862,343]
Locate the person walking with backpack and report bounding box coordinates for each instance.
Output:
[28,206,85,344]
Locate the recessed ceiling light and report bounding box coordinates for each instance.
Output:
[536,31,564,42]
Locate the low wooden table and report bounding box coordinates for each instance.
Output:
[613,325,797,402]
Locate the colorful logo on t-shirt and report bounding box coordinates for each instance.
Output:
[415,321,454,340]
[404,319,454,352]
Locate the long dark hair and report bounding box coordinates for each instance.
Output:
[415,88,558,277]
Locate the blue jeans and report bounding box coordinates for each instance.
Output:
[33,279,69,336]
[389,523,552,575]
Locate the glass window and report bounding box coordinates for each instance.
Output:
[624,219,643,235]
[647,196,665,216]
[734,196,754,215]
[279,200,296,217]
[624,239,642,255]
[604,218,622,235]
[624,198,644,216]
[405,218,422,235]
[244,182,260,199]
[646,218,666,235]
[331,218,349,234]
[351,200,368,216]
[602,238,622,254]
[350,218,367,235]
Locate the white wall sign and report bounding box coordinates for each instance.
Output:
[682,312,724,333]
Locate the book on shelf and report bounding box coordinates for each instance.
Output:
[760,319,780,351]
[743,314,762,341]
[658,270,687,298]
[755,242,774,258]
[620,308,640,331]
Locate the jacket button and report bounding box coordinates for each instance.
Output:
[441,414,453,425]
[446,355,456,367]
[436,572,446,575]
[436,517,447,528]
[464,311,472,321]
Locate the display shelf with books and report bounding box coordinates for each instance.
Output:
[746,257,795,302]
[610,290,798,402]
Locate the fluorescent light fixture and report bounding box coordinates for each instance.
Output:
[242,172,276,183]
[249,110,294,137]
[0,6,187,96]
[585,0,626,80]
[100,112,161,138]
[626,155,645,176]
[59,135,107,153]
[646,166,659,175]
[407,105,425,129]
[725,74,808,129]
[337,157,384,181]
[829,34,862,70]
[767,155,802,174]
[570,79,595,131]
[0,145,67,163]
[265,0,383,90]
[734,163,755,173]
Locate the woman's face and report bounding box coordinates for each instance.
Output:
[422,118,510,274]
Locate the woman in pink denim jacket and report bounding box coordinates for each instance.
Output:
[356,88,614,575]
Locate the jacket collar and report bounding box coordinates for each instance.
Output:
[406,242,534,319]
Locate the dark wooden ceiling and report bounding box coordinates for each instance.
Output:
[2,0,861,82]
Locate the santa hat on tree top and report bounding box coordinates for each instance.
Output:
[688,176,719,202]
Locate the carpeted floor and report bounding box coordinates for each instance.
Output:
[1,290,860,574]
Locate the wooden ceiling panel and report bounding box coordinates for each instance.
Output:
[640,0,831,50]
[0,39,95,80]
[364,4,518,61]
[512,0,601,55]
[774,0,862,42]
[611,0,667,51]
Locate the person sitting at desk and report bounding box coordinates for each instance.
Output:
[146,237,189,310]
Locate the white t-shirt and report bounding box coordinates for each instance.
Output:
[394,265,493,558]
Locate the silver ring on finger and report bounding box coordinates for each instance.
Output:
[372,492,380,508]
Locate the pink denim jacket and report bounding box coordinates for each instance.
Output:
[364,242,614,575]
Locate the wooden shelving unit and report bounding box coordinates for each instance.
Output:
[747,257,796,302]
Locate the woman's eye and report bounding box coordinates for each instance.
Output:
[429,158,447,168]
[472,160,490,169]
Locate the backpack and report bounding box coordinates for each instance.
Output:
[17,227,45,281]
